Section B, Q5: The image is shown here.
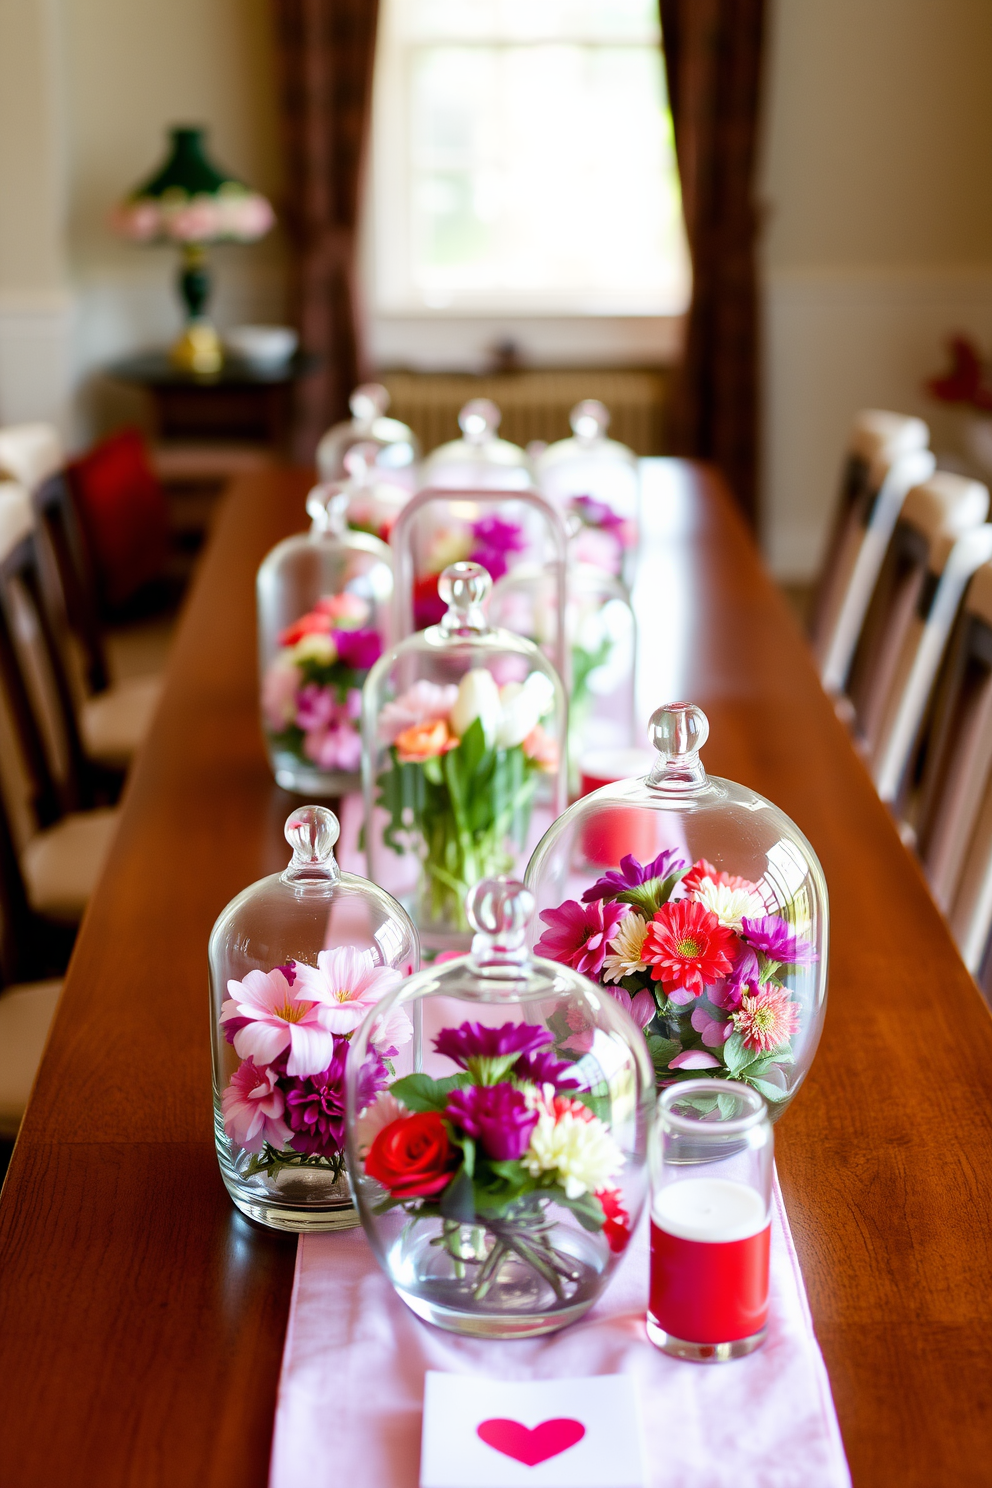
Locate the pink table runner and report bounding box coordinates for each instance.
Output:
[269,1178,850,1488]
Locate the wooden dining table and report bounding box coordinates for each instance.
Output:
[1,460,990,1488]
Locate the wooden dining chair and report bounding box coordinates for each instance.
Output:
[0,422,63,494]
[910,561,992,976]
[843,474,992,799]
[811,411,933,696]
[33,473,164,769]
[0,493,119,925]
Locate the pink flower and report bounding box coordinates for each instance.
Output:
[691,1003,731,1047]
[218,191,275,240]
[303,719,362,772]
[166,197,224,242]
[221,966,335,1077]
[732,984,800,1054]
[293,946,405,1037]
[379,681,459,743]
[609,986,656,1029]
[261,655,299,731]
[111,200,161,242]
[535,898,628,978]
[221,1058,292,1153]
[315,592,369,627]
[668,1049,721,1070]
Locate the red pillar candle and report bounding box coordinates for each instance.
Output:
[648,1178,770,1345]
[579,748,656,866]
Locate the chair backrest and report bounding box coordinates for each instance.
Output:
[0,518,90,822]
[912,562,992,971]
[33,472,110,694]
[811,411,931,690]
[0,423,63,492]
[847,473,991,774]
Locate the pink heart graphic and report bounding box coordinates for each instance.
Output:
[477,1417,586,1467]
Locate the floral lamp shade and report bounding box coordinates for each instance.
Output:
[112,125,275,373]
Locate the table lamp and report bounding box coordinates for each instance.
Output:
[112,125,275,374]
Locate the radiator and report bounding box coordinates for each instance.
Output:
[380,369,669,458]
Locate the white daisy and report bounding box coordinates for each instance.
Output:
[693,877,765,931]
[602,912,650,984]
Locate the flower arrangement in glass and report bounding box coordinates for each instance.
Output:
[345,878,653,1337]
[525,704,829,1116]
[536,401,640,584]
[362,563,567,956]
[316,384,420,490]
[420,399,534,491]
[257,483,392,795]
[209,806,418,1231]
[490,558,636,791]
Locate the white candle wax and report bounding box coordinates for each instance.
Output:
[653,1178,768,1243]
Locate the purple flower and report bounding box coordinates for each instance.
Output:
[295,682,337,731]
[571,495,626,533]
[740,915,815,966]
[284,1040,388,1160]
[535,898,627,978]
[333,626,383,672]
[470,514,525,580]
[433,1020,552,1068]
[582,849,686,904]
[445,1083,539,1161]
[724,943,760,1004]
[513,1047,584,1090]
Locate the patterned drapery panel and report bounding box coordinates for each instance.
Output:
[660,0,765,525]
[271,0,379,459]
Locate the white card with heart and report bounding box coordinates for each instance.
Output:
[420,1372,646,1488]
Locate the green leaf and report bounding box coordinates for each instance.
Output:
[390,1071,468,1112]
[721,1032,749,1075]
[645,1033,681,1072]
[439,1166,477,1222]
[459,1134,476,1178]
[748,1077,790,1103]
[570,1089,612,1123]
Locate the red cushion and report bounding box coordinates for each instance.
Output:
[67,428,169,607]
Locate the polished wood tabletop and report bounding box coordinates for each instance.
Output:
[2,461,991,1488]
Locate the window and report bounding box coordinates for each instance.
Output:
[368,0,690,319]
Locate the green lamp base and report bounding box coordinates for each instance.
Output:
[171,244,223,374]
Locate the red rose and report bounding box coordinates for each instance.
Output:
[365,1112,454,1198]
[597,1188,631,1254]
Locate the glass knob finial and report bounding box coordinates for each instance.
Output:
[284,805,340,881]
[438,561,491,634]
[647,703,709,790]
[343,440,379,483]
[570,399,609,442]
[459,398,500,445]
[467,878,534,970]
[305,482,348,534]
[349,382,389,421]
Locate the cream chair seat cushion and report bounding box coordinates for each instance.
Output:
[0,423,63,492]
[21,807,119,922]
[80,674,164,768]
[0,979,61,1138]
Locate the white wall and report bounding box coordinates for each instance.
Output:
[0,0,287,445]
[760,0,992,579]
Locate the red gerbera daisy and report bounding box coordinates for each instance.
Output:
[642,899,736,995]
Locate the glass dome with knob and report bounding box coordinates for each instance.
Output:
[209,804,418,1232]
[256,476,392,795]
[420,398,534,490]
[316,382,420,487]
[361,562,567,957]
[344,877,654,1338]
[525,703,829,1116]
[536,400,640,584]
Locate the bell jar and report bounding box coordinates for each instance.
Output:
[256,482,392,796]
[537,400,640,583]
[361,562,567,957]
[344,877,654,1338]
[336,440,411,544]
[525,703,829,1117]
[316,382,420,488]
[420,399,534,491]
[209,804,419,1232]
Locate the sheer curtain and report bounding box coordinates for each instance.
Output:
[271,0,380,459]
[660,0,766,524]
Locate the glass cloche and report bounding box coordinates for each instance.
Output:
[537,401,640,583]
[316,382,420,488]
[490,556,636,792]
[209,805,419,1232]
[361,562,567,957]
[336,440,412,544]
[525,703,829,1117]
[345,877,653,1338]
[420,398,534,490]
[257,482,392,796]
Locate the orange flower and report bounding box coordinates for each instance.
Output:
[523,723,558,772]
[394,718,457,763]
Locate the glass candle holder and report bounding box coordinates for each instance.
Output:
[647,1079,773,1362]
[345,877,654,1339]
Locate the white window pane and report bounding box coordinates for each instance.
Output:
[396,0,660,44]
